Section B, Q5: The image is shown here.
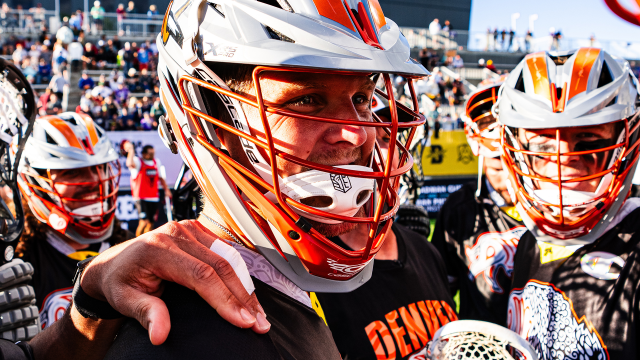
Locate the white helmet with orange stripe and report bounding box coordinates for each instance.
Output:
[497,48,640,244]
[17,112,120,244]
[157,0,427,291]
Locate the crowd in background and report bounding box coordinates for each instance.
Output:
[0,1,163,131]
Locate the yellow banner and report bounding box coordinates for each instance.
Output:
[413,130,478,177]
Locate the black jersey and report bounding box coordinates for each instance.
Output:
[104,278,341,360]
[508,201,640,360]
[19,230,128,329]
[431,177,524,326]
[315,224,457,360]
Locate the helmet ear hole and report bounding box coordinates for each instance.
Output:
[300,196,333,208]
[356,190,371,206]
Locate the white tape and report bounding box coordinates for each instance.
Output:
[209,240,256,295]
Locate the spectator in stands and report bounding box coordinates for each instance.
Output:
[486,59,496,72]
[493,28,498,51]
[115,82,129,104]
[49,67,68,99]
[138,44,150,70]
[122,42,134,76]
[12,43,26,64]
[147,4,158,33]
[28,44,40,64]
[36,57,51,84]
[102,96,120,119]
[140,112,155,130]
[116,3,125,32]
[429,18,441,49]
[78,71,95,90]
[500,29,506,50]
[92,76,114,99]
[126,1,136,15]
[38,87,51,110]
[51,42,68,74]
[20,59,36,78]
[486,28,492,51]
[525,30,533,52]
[45,93,62,114]
[120,108,136,129]
[31,3,45,28]
[508,29,515,51]
[90,1,105,33]
[69,12,82,31]
[39,44,51,64]
[150,97,164,120]
[451,54,464,68]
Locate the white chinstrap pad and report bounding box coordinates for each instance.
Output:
[267,165,375,224]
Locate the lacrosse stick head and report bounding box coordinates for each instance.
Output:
[428,320,538,360]
[0,58,36,257]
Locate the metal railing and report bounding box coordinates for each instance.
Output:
[0,8,57,34]
[400,27,640,59]
[85,12,163,37]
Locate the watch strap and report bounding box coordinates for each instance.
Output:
[71,256,123,320]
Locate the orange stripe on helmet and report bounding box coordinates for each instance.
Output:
[525,52,551,101]
[313,0,355,32]
[80,113,100,146]
[568,47,601,101]
[367,0,386,30]
[45,117,83,149]
[161,0,173,45]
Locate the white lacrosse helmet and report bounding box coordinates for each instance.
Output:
[497,48,640,244]
[157,0,427,291]
[17,112,120,244]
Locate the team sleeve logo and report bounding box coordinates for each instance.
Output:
[465,226,526,293]
[507,281,608,360]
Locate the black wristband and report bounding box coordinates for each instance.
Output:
[71,257,123,320]
[72,277,123,320]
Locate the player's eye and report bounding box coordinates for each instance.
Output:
[287,95,320,108]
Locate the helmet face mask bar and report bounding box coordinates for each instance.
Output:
[17,113,121,245]
[497,48,640,244]
[175,65,424,288]
[465,77,507,159]
[158,0,428,291]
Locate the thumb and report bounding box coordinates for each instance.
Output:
[120,291,172,346]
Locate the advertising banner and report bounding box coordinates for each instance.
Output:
[413,130,478,177]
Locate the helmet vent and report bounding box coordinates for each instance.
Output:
[256,0,293,12]
[209,3,225,17]
[514,72,525,92]
[605,96,617,108]
[45,133,58,145]
[597,62,613,89]
[265,26,295,43]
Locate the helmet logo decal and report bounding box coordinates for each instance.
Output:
[568,48,601,101]
[549,82,567,113]
[331,174,352,193]
[49,208,70,233]
[525,52,551,101]
[580,251,625,280]
[313,0,356,32]
[344,0,384,50]
[327,258,371,277]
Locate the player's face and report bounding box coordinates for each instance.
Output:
[236,72,377,237]
[516,123,618,192]
[484,156,512,204]
[50,165,106,211]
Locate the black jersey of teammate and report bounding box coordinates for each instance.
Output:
[104,279,341,360]
[508,204,640,360]
[431,178,524,326]
[315,224,457,360]
[21,238,104,310]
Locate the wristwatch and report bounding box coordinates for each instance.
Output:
[71,256,123,320]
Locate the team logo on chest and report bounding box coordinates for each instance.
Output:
[39,287,73,329]
[465,226,526,293]
[580,251,625,280]
[507,281,608,360]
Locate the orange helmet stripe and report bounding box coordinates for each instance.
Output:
[45,118,82,149]
[367,0,386,30]
[568,47,601,101]
[313,0,355,32]
[525,52,551,101]
[80,114,100,146]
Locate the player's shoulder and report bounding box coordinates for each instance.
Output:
[105,282,282,360]
[394,224,444,263]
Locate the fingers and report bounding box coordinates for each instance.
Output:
[119,288,171,345]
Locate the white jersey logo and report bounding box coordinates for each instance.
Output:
[507,281,608,360]
[465,226,526,293]
[40,287,73,329]
[580,251,625,280]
